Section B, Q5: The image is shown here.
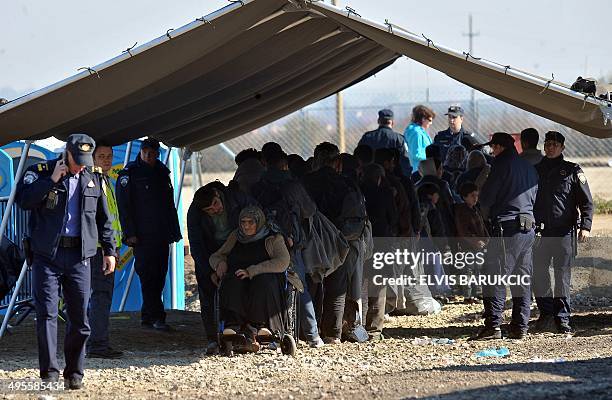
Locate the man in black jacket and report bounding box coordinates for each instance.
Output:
[473,132,538,340]
[533,131,593,334]
[302,142,354,344]
[116,138,181,331]
[187,181,255,353]
[358,109,412,176]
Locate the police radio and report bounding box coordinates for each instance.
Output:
[45,152,67,210]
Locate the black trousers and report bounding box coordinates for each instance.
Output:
[195,264,217,342]
[133,242,169,324]
[32,248,90,380]
[310,262,348,339]
[533,232,573,324]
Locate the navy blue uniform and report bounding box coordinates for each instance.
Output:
[15,159,115,380]
[533,156,593,326]
[358,126,412,176]
[116,155,181,325]
[434,127,478,161]
[479,147,538,332]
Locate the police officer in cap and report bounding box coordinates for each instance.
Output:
[16,133,116,390]
[472,132,538,340]
[116,138,181,331]
[434,105,479,162]
[533,131,593,334]
[358,109,412,176]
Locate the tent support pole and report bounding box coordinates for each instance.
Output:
[170,149,191,309]
[118,140,134,312]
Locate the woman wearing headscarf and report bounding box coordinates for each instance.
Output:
[209,206,290,351]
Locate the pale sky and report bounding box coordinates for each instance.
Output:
[1,0,610,101]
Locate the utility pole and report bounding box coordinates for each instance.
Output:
[463,14,480,128]
[332,0,346,151]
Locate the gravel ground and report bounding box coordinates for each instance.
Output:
[1,261,611,400]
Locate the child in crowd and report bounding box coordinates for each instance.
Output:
[417,183,451,299]
[454,182,489,303]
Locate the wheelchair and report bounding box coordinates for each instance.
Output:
[214,270,300,357]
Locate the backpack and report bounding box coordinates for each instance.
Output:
[338,183,369,241]
[252,179,295,241]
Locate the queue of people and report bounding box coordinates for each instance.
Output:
[12,103,593,388]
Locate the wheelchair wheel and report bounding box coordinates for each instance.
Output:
[280,334,297,357]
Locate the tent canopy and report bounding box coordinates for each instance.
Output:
[1,0,611,150]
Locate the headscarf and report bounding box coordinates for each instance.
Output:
[236,205,270,243]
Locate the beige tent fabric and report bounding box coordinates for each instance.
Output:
[1,0,610,149]
[0,0,399,149]
[309,2,612,139]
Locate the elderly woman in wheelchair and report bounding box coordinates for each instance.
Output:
[209,205,298,355]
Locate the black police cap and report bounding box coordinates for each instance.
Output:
[378,109,394,120]
[445,105,464,117]
[65,133,96,167]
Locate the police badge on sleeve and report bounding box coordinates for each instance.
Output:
[119,176,129,187]
[23,171,38,185]
[578,172,587,185]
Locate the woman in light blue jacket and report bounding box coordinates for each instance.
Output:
[404,105,436,173]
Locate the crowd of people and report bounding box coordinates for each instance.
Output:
[11,103,594,388]
[181,104,594,351]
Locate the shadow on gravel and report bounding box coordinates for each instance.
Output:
[412,357,612,400]
[0,310,211,372]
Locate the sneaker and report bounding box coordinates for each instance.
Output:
[308,337,325,348]
[86,348,124,359]
[205,341,219,355]
[153,321,170,331]
[322,337,341,345]
[469,326,502,341]
[66,377,83,390]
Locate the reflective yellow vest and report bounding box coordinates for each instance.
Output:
[99,175,122,248]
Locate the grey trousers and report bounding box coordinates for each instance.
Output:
[87,248,115,352]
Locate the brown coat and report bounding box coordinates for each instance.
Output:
[209,231,290,278]
[454,203,489,251]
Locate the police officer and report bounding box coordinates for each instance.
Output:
[472,132,538,340]
[358,109,412,176]
[533,131,593,334]
[15,134,116,390]
[434,105,479,162]
[116,138,181,331]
